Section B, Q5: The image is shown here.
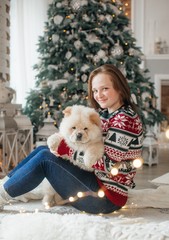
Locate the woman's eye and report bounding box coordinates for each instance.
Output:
[72,127,76,130]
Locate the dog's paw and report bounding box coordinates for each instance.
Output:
[83,154,98,169]
[47,133,62,151]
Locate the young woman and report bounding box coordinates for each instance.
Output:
[0,64,143,214]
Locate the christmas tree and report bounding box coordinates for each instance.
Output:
[24,0,166,135]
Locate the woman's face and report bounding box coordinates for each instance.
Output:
[92,73,122,113]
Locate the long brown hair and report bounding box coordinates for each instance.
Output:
[88,64,137,112]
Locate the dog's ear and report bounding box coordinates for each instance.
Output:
[62,106,72,117]
[89,112,101,127]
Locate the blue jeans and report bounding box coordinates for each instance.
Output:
[4,146,121,214]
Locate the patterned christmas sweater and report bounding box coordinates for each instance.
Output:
[92,105,144,207]
[55,105,144,207]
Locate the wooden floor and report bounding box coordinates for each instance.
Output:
[135,144,169,189]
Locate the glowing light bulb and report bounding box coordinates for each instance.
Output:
[44,202,50,209]
[133,158,143,168]
[165,129,169,139]
[69,196,75,202]
[98,190,105,198]
[19,207,26,214]
[35,208,39,213]
[111,167,119,176]
[77,192,84,198]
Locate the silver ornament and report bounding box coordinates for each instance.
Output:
[70,0,81,11]
[81,74,88,82]
[111,44,124,57]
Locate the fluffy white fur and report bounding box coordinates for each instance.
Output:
[14,178,62,207]
[1,212,169,240]
[13,105,104,207]
[47,105,104,171]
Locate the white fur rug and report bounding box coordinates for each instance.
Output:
[0,173,169,240]
[0,212,169,240]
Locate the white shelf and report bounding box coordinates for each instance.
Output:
[146,54,169,60]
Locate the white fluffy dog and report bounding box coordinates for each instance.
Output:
[13,105,104,207]
[47,105,104,171]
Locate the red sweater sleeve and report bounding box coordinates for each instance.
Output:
[56,139,74,160]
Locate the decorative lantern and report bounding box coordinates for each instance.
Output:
[142,129,159,166]
[14,109,33,162]
[0,110,18,175]
[36,114,58,147]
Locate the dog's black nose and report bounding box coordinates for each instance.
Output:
[76,133,82,141]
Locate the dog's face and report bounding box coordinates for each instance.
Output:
[59,105,102,146]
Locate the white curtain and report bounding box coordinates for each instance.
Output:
[10,0,49,106]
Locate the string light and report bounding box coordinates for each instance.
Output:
[98,189,105,198]
[111,158,144,176]
[52,190,106,206]
[34,208,39,213]
[77,192,84,198]
[133,158,144,168]
[120,0,131,18]
[19,207,26,213]
[69,196,75,202]
[111,162,121,176]
[111,167,119,176]
[44,202,50,209]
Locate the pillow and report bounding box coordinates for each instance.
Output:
[150,173,169,186]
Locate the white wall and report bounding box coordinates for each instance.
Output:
[132,0,169,56]
[132,0,169,130]
[144,0,169,55]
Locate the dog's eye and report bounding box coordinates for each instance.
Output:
[84,127,88,131]
[72,127,76,129]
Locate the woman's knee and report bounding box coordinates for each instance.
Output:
[35,148,59,165]
[36,145,48,152]
[36,148,52,158]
